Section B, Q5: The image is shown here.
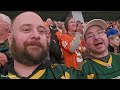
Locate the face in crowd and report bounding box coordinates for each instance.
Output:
[76,23,84,34]
[109,35,120,47]
[84,25,109,54]
[67,18,76,32]
[8,12,50,66]
[0,20,10,43]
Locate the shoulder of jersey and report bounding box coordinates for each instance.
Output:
[77,60,87,70]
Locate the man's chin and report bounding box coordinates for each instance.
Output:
[28,50,41,57]
[27,46,41,49]
[27,46,42,52]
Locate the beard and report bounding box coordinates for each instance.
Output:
[10,38,49,66]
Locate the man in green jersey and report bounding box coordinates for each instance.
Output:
[77,19,120,79]
[0,11,82,79]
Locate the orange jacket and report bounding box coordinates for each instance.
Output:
[59,33,84,69]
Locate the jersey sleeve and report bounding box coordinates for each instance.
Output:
[59,34,73,53]
[59,32,82,53]
[70,32,82,53]
[77,60,95,79]
[50,64,84,79]
[55,31,62,41]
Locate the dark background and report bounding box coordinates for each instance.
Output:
[0,11,120,22]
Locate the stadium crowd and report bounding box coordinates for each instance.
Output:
[0,11,120,79]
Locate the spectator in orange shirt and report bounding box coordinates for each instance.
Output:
[59,17,83,69]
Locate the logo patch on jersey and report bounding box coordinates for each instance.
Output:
[77,60,87,70]
[87,74,95,79]
[60,72,70,79]
[106,64,112,69]
[61,41,68,48]
[112,76,120,79]
[50,64,58,68]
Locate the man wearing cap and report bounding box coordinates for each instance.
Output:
[77,19,120,79]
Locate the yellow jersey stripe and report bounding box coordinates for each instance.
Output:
[92,55,112,67]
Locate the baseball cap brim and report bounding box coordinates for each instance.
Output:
[106,28,118,37]
[83,19,107,36]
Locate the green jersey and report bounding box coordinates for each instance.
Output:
[0,63,82,79]
[78,53,120,79]
[0,39,9,53]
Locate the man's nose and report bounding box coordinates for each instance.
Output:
[31,29,40,39]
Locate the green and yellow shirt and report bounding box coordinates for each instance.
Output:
[0,63,82,79]
[78,53,120,79]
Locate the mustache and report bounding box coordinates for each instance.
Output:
[24,41,43,47]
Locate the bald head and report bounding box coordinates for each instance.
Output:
[11,11,45,33]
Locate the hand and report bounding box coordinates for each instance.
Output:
[75,32,83,39]
[0,52,8,66]
[76,24,85,34]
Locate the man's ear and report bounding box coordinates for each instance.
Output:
[109,39,112,43]
[8,33,13,46]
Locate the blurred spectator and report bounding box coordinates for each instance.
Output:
[46,19,63,64]
[116,19,120,31]
[106,28,120,53]
[59,17,83,69]
[76,20,82,27]
[76,20,83,34]
[76,21,87,59]
[0,13,12,68]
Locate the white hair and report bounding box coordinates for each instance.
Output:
[0,13,11,25]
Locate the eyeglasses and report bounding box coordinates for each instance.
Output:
[85,30,106,39]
